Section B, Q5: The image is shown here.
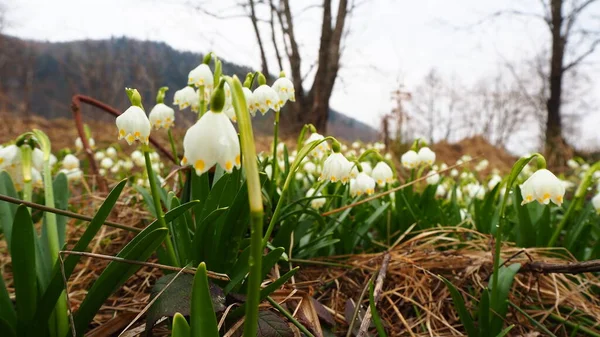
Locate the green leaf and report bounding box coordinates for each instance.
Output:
[223,246,251,294]
[256,310,294,337]
[34,180,127,330]
[169,197,192,265]
[190,262,219,337]
[135,185,157,218]
[165,200,201,224]
[512,186,535,247]
[146,273,225,335]
[52,172,70,247]
[369,280,387,337]
[171,312,191,337]
[11,206,37,333]
[478,289,490,336]
[240,247,284,293]
[191,207,228,265]
[0,316,17,337]
[439,275,477,337]
[72,228,168,335]
[0,263,17,332]
[495,325,514,337]
[0,171,19,251]
[489,263,521,335]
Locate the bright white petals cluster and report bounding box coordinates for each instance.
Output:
[149,103,175,129]
[116,106,151,145]
[182,111,240,175]
[272,76,295,107]
[306,188,326,209]
[371,162,394,187]
[173,87,198,110]
[350,172,376,197]
[253,85,280,114]
[59,154,83,182]
[188,64,214,90]
[320,152,351,184]
[520,169,565,206]
[401,150,419,169]
[417,147,436,166]
[305,133,329,158]
[426,170,440,185]
[75,137,95,151]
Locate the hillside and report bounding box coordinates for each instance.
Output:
[0,34,379,141]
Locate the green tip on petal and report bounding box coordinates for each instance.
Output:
[126,88,143,108]
[210,79,227,112]
[156,87,169,104]
[279,70,286,78]
[202,52,213,64]
[332,139,341,153]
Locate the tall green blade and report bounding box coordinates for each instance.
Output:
[11,205,37,335]
[171,312,191,337]
[0,171,19,251]
[0,261,17,332]
[190,262,219,337]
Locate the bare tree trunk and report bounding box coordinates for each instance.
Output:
[545,0,567,164]
[248,0,270,77]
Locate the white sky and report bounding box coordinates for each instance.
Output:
[4,0,600,151]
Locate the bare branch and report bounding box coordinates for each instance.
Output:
[563,37,600,71]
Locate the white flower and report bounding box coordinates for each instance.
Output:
[401,150,419,169]
[123,160,134,171]
[582,163,590,171]
[373,142,386,151]
[519,169,565,206]
[417,147,436,166]
[182,110,240,175]
[360,162,373,176]
[567,159,579,169]
[116,106,151,145]
[188,64,214,90]
[62,154,80,170]
[131,150,145,167]
[320,152,352,184]
[253,85,280,114]
[272,76,295,107]
[75,137,95,151]
[465,183,485,200]
[0,145,20,170]
[100,157,114,169]
[384,153,393,161]
[450,169,459,177]
[242,87,258,117]
[447,187,463,201]
[487,174,502,190]
[305,133,329,158]
[32,148,44,171]
[149,103,176,129]
[592,193,600,213]
[106,147,118,158]
[60,168,83,182]
[94,151,105,161]
[31,168,43,189]
[426,170,440,185]
[173,87,198,110]
[475,159,489,172]
[435,184,447,198]
[371,162,394,187]
[306,188,325,209]
[303,161,317,175]
[352,142,360,149]
[265,165,273,179]
[350,172,376,197]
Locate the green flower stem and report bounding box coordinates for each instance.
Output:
[224,76,264,337]
[143,147,179,267]
[198,85,206,118]
[262,137,335,247]
[491,153,542,317]
[548,161,600,247]
[271,109,281,200]
[20,145,33,203]
[167,129,184,189]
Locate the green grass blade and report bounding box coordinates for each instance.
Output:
[72,228,168,335]
[478,289,490,336]
[11,205,37,334]
[0,171,19,251]
[190,262,219,337]
[369,280,387,337]
[439,275,477,337]
[169,197,192,265]
[34,180,127,330]
[0,275,16,332]
[171,312,191,337]
[489,263,521,334]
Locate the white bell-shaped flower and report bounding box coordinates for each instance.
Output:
[320,152,352,184]
[371,162,394,187]
[272,76,295,107]
[519,168,565,206]
[303,161,317,175]
[131,150,145,167]
[94,151,105,161]
[426,170,440,185]
[75,137,95,151]
[106,147,117,159]
[242,87,258,117]
[59,167,83,182]
[487,174,502,190]
[100,157,114,169]
[592,193,600,213]
[62,154,80,170]
[350,172,376,197]
[465,183,485,200]
[305,133,329,158]
[360,162,373,176]
[116,106,151,145]
[435,184,447,198]
[306,188,326,209]
[253,85,280,114]
[188,64,214,90]
[0,145,20,170]
[32,148,45,171]
[173,87,198,110]
[149,103,176,129]
[417,147,436,166]
[567,159,579,169]
[401,150,419,169]
[181,110,240,175]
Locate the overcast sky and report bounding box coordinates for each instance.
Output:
[4,0,600,152]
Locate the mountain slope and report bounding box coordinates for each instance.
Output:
[0,34,379,141]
